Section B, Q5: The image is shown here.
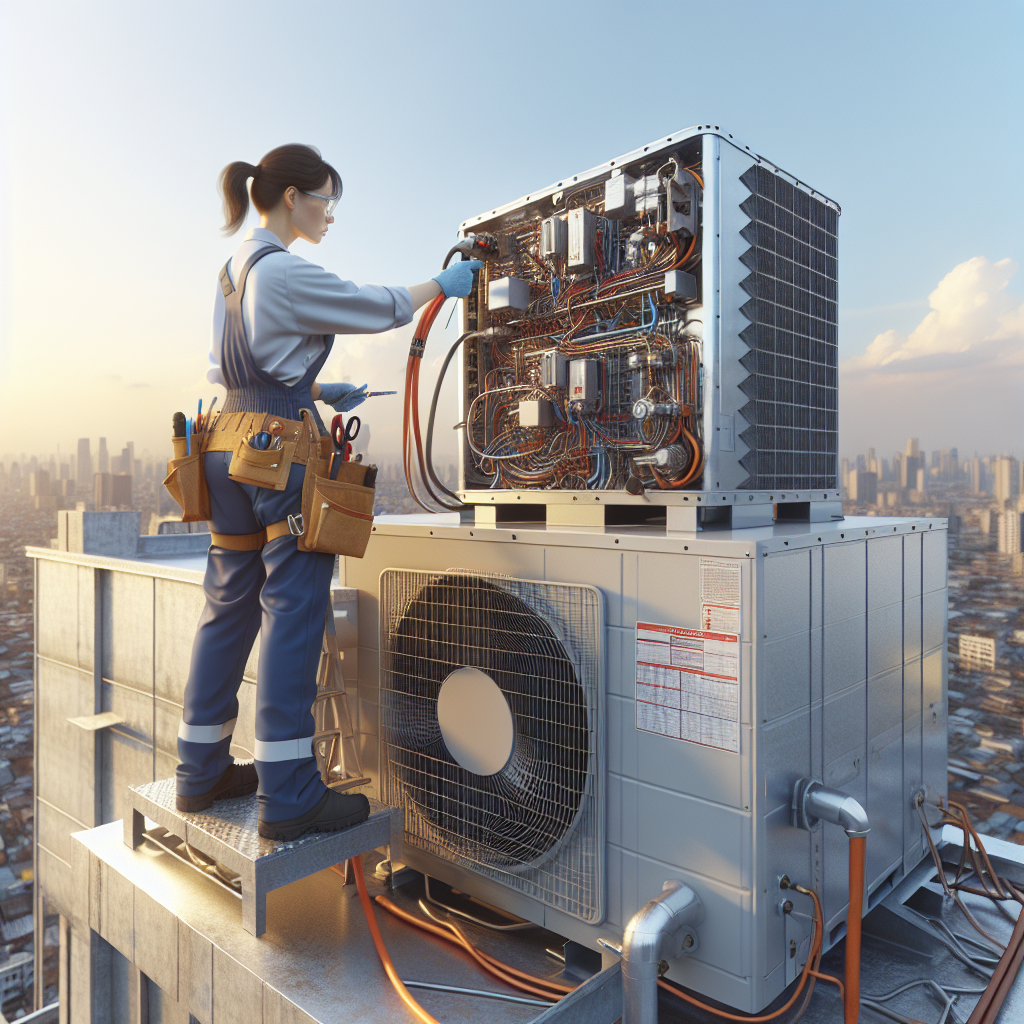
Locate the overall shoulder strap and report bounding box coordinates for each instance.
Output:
[218,260,234,297]
[219,244,284,303]
[235,244,285,302]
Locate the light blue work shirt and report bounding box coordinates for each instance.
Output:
[208,227,413,387]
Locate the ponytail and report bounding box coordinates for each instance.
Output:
[219,161,260,235]
[218,145,341,235]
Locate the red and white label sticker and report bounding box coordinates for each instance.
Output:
[635,622,740,753]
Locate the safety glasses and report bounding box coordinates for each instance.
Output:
[300,185,342,217]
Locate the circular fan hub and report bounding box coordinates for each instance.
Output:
[436,667,515,776]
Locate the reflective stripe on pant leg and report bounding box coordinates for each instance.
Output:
[253,736,314,762]
[178,718,238,744]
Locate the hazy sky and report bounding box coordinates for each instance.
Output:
[1,0,1021,466]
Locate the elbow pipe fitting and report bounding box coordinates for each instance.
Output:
[792,778,870,838]
[622,880,703,1024]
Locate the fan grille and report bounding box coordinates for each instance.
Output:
[380,569,604,923]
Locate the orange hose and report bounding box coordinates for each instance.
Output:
[658,886,824,1022]
[346,857,442,1024]
[845,837,865,1024]
[375,894,574,995]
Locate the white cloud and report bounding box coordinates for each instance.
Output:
[842,256,1023,374]
[839,257,1024,455]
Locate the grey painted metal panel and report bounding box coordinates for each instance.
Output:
[922,589,948,652]
[761,713,811,816]
[822,541,865,625]
[867,605,903,679]
[760,634,810,722]
[921,528,947,592]
[634,719,744,808]
[903,533,922,598]
[823,684,866,762]
[867,727,904,889]
[823,616,866,697]
[762,551,810,640]
[903,592,922,663]
[922,648,947,802]
[867,536,903,611]
[868,668,903,741]
[635,782,751,888]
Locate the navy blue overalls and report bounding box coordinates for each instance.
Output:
[176,245,336,821]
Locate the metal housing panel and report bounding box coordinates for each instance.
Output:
[823,541,865,624]
[823,616,866,696]
[761,551,811,639]
[867,536,903,610]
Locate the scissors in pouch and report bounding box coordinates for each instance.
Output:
[330,414,360,478]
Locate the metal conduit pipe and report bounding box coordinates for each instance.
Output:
[792,778,870,1024]
[621,879,704,1024]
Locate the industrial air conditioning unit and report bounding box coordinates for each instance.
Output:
[350,127,949,1016]
[450,124,842,527]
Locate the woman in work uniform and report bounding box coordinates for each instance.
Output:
[175,144,481,841]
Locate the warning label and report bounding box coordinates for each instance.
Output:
[635,622,740,753]
[699,559,741,634]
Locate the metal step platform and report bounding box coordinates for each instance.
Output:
[124,777,399,936]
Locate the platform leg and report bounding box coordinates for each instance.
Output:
[124,808,145,850]
[241,868,266,937]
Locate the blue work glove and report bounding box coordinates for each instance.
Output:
[433,259,484,299]
[318,382,368,413]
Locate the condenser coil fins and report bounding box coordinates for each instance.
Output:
[736,164,838,491]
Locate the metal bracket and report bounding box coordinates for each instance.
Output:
[287,513,304,536]
[67,712,124,732]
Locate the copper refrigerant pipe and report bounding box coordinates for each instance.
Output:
[845,836,866,1024]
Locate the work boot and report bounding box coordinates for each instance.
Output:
[258,789,370,842]
[176,761,258,813]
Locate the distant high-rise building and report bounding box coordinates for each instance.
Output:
[998,511,1024,555]
[77,438,92,487]
[111,474,132,509]
[98,438,109,474]
[901,454,921,490]
[29,470,50,497]
[993,456,1020,505]
[125,441,136,476]
[95,473,112,509]
[848,470,878,504]
[959,634,996,671]
[906,437,920,458]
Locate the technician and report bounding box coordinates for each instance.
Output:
[175,143,481,841]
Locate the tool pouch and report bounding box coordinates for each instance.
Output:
[163,434,210,523]
[295,412,376,558]
[227,435,297,490]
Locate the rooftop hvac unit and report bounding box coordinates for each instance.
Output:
[362,519,949,1015]
[380,570,605,922]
